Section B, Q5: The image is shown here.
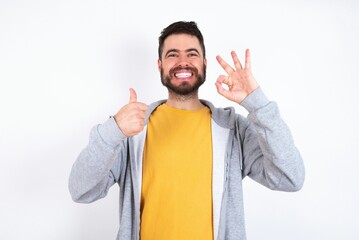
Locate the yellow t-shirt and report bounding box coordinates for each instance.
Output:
[140,104,213,240]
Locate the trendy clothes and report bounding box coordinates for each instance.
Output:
[69,88,305,240]
[141,104,213,239]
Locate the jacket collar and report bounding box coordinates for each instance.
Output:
[145,99,237,130]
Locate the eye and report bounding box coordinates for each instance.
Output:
[166,52,178,58]
[188,52,199,57]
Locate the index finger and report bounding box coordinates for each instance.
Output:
[216,55,235,75]
[134,102,148,111]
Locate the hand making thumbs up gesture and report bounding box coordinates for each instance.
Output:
[114,88,148,137]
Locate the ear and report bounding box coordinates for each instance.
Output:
[157,59,162,72]
[204,58,207,67]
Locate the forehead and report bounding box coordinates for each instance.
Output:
[162,33,202,53]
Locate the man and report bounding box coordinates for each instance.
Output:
[69,21,305,240]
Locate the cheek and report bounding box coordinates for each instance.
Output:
[162,62,175,72]
[192,58,205,67]
[193,62,204,71]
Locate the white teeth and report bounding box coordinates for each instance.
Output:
[175,72,192,78]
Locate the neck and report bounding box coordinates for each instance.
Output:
[166,91,204,110]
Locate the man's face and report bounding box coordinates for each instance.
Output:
[158,34,207,96]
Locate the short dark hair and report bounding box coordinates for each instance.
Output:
[158,21,206,59]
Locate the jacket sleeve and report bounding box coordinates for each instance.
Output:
[68,116,128,203]
[239,88,305,191]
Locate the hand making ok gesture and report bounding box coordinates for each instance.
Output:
[215,49,259,104]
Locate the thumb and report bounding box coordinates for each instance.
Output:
[129,88,137,103]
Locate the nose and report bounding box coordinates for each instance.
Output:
[177,54,190,67]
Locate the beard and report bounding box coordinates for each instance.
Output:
[160,65,206,96]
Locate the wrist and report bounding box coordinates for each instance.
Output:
[240,87,269,112]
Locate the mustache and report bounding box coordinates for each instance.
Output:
[169,66,198,76]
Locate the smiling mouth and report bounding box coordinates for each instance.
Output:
[174,71,193,79]
[171,66,196,80]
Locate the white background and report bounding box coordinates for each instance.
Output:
[1,0,358,239]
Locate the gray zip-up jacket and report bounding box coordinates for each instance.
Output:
[69,88,305,240]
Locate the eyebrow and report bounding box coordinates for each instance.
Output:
[165,48,201,56]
